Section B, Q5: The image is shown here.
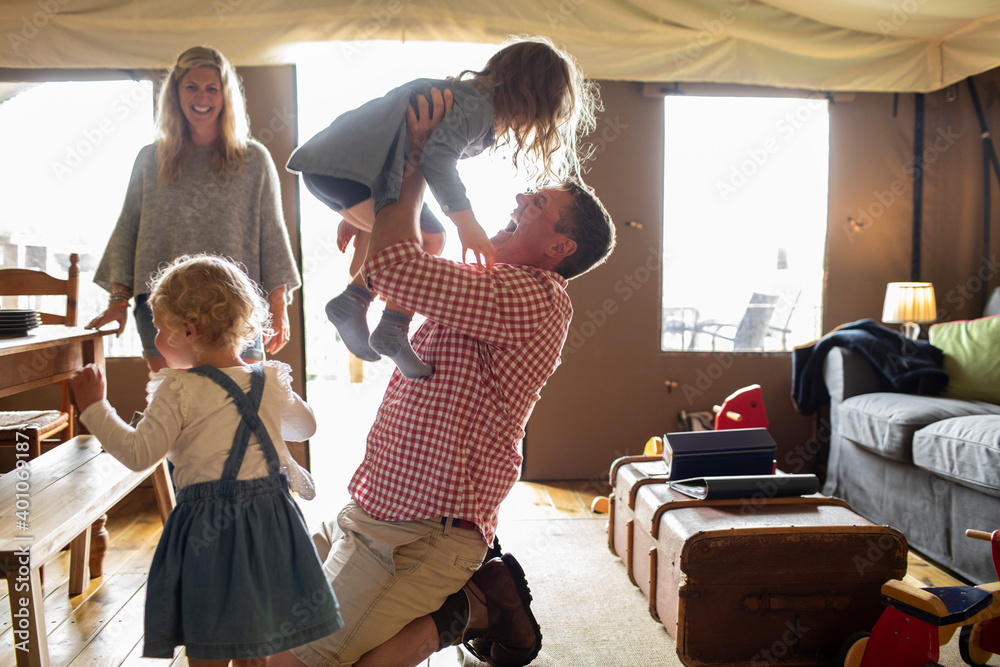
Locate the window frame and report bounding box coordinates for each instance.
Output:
[651,82,833,354]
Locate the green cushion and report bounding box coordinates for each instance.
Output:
[929,316,1000,404]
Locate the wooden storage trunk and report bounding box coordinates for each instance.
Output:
[609,455,908,667]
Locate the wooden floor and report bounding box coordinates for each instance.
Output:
[0,480,968,666]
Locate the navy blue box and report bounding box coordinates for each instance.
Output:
[662,427,776,480]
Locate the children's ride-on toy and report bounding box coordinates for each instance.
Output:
[839,528,1000,666]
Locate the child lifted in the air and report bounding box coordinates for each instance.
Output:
[288,35,598,378]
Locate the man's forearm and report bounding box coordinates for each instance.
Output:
[366,87,452,263]
[365,165,426,261]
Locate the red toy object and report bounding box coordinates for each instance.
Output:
[840,529,1000,667]
[713,384,768,430]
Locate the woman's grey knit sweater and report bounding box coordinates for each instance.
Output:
[95,140,300,296]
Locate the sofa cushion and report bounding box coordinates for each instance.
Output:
[928,316,1000,404]
[839,393,1000,462]
[986,287,1000,317]
[913,416,1000,498]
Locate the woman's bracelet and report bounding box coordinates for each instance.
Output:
[109,291,131,308]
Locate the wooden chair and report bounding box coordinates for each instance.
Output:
[0,253,80,461]
[661,306,701,351]
[694,293,781,352]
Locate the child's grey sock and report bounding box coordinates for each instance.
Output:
[326,284,381,362]
[369,310,434,379]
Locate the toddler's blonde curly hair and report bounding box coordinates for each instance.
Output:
[148,254,270,355]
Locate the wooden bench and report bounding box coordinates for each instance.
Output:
[0,435,168,667]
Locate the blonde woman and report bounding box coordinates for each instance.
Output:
[88,45,300,371]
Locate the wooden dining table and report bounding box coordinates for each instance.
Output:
[0,323,175,514]
[0,324,175,557]
[0,325,110,401]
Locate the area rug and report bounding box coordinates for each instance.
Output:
[456,517,682,666]
[454,516,1000,667]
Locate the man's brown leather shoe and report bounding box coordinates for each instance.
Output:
[460,553,542,666]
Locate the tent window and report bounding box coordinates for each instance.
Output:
[0,78,155,357]
[660,95,828,353]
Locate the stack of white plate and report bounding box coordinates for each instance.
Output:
[0,310,42,336]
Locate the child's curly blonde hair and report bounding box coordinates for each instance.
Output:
[148,254,270,355]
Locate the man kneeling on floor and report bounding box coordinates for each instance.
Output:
[268,88,616,667]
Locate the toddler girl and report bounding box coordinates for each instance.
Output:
[69,254,341,666]
[288,35,598,378]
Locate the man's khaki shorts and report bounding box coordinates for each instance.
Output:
[290,501,488,666]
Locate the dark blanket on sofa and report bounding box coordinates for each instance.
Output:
[792,319,948,415]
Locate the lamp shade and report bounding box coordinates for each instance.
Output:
[882,282,937,324]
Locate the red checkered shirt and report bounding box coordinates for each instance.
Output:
[350,240,572,545]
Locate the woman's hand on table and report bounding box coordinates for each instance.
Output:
[69,363,107,412]
[85,302,129,337]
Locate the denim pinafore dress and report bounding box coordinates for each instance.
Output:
[143,364,342,661]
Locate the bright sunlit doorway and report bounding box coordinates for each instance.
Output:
[292,41,531,512]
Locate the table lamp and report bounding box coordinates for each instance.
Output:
[882,282,937,339]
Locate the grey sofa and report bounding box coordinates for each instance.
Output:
[821,295,1000,584]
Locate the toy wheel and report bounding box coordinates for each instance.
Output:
[959,624,992,666]
[837,631,869,667]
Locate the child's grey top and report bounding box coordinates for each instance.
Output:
[286,78,495,215]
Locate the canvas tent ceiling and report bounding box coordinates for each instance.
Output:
[1,0,999,92]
